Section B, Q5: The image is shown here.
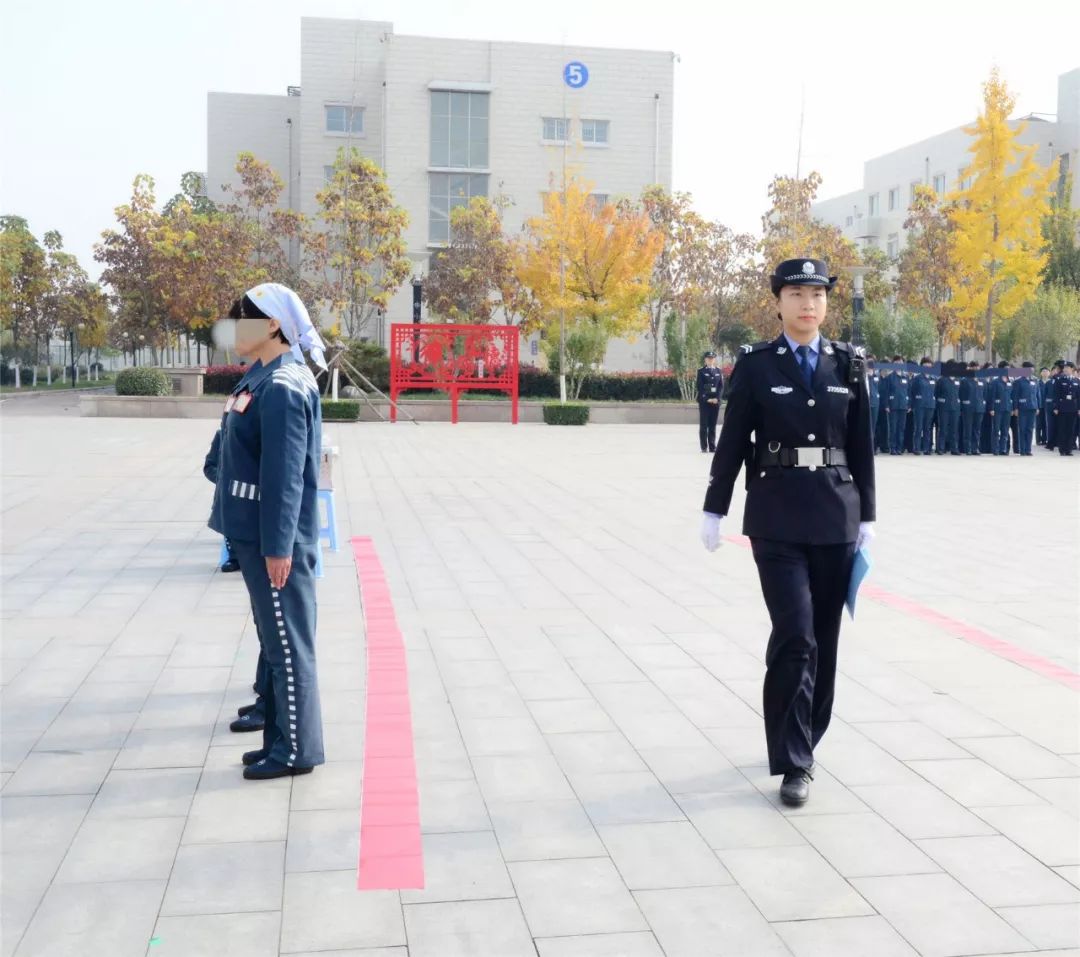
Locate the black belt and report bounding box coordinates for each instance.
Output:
[757,445,847,468]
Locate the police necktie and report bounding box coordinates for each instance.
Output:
[796,345,814,392]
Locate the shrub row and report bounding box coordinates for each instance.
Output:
[542,402,590,426]
[115,367,172,396]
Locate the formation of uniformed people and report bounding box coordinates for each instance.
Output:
[700,258,876,808]
[696,351,725,453]
[205,282,328,780]
[863,355,1079,457]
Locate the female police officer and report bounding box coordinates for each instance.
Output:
[699,259,876,806]
[208,282,327,780]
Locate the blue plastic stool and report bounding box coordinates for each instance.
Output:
[318,489,339,552]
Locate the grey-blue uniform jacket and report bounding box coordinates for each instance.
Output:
[911,372,937,410]
[208,354,322,556]
[1011,376,1039,412]
[704,335,876,545]
[935,376,961,412]
[884,370,910,411]
[987,376,1013,415]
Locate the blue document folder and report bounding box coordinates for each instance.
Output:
[846,547,872,619]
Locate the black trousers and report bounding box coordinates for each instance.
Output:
[698,401,719,451]
[751,537,855,776]
[1056,411,1078,454]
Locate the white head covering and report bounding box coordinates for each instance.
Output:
[245,282,327,371]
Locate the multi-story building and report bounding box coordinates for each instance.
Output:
[812,69,1080,257]
[207,18,675,369]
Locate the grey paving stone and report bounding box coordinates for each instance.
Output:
[535,932,664,957]
[570,771,685,826]
[14,879,165,957]
[148,912,281,957]
[508,858,648,937]
[773,915,920,957]
[792,812,939,878]
[676,790,805,849]
[161,841,285,916]
[527,697,616,734]
[907,758,1046,807]
[458,716,548,757]
[2,748,117,796]
[956,735,1080,780]
[400,830,514,904]
[853,720,972,760]
[745,764,870,817]
[975,805,1080,867]
[636,746,746,795]
[281,871,405,953]
[472,754,575,803]
[88,767,200,819]
[403,899,535,957]
[419,778,492,833]
[598,821,733,890]
[852,873,1035,957]
[548,732,647,775]
[917,835,1080,907]
[114,726,211,770]
[996,903,1080,950]
[289,760,363,811]
[55,816,184,883]
[182,778,291,844]
[488,798,605,861]
[286,808,360,873]
[634,885,789,956]
[1023,777,1080,815]
[851,782,997,839]
[718,844,873,921]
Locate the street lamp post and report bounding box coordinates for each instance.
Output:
[841,265,872,348]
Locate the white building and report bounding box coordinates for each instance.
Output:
[207,18,675,370]
[812,68,1080,258]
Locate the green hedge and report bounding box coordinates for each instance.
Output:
[115,367,172,396]
[543,402,590,425]
[321,399,360,421]
[518,366,682,401]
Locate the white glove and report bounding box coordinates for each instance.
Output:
[700,512,725,552]
[856,522,876,550]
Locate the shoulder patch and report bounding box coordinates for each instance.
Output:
[738,341,771,357]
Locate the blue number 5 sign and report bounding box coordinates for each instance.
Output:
[564,61,589,89]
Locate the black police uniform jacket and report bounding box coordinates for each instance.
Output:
[696,366,724,404]
[703,334,876,545]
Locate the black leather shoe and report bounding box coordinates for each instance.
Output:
[243,758,313,780]
[230,712,265,733]
[242,749,268,766]
[220,558,241,573]
[236,703,258,718]
[779,768,813,807]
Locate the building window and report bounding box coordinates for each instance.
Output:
[325,105,363,135]
[542,116,570,143]
[888,187,900,211]
[428,172,489,245]
[581,119,610,145]
[958,167,974,191]
[910,181,921,205]
[887,233,900,258]
[845,215,853,227]
[868,193,880,217]
[933,172,946,195]
[430,91,489,168]
[323,165,335,183]
[589,193,610,209]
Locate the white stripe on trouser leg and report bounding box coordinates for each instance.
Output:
[270,589,300,767]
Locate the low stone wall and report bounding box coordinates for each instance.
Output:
[82,394,702,424]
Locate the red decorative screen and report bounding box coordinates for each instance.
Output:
[388,324,520,424]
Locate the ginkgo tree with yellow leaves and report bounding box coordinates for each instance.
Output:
[948,69,1056,360]
[514,175,662,400]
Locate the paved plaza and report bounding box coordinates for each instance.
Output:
[1,396,1079,957]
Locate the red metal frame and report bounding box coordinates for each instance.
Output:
[389,323,519,424]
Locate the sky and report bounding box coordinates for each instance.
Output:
[2,0,1077,281]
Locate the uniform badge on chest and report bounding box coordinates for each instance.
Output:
[233,392,253,414]
[771,386,793,395]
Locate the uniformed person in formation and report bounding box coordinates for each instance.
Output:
[207,282,327,780]
[883,358,910,455]
[1037,367,1052,446]
[1052,361,1079,456]
[696,351,724,453]
[699,258,876,807]
[1045,361,1064,450]
[934,368,962,455]
[909,358,936,455]
[987,361,1013,455]
[1011,362,1039,456]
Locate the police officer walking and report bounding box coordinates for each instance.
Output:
[987,361,1013,455]
[207,282,328,780]
[910,358,936,455]
[700,258,876,807]
[696,351,724,453]
[934,369,962,455]
[1053,361,1079,455]
[1011,363,1039,456]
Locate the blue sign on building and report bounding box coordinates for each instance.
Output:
[563,61,589,89]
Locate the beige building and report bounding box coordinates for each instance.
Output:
[207,17,675,369]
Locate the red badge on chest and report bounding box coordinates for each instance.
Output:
[232,392,253,414]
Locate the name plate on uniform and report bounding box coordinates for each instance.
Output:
[771,386,793,395]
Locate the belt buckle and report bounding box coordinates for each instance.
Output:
[795,447,822,468]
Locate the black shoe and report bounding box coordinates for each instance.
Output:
[708,447,716,453]
[230,712,265,733]
[237,703,258,718]
[700,448,709,454]
[779,768,813,807]
[220,558,241,573]
[242,748,268,767]
[243,757,314,780]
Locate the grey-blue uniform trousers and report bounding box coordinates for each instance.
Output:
[208,354,325,768]
[868,371,882,453]
[885,371,910,454]
[934,376,962,454]
[987,376,1013,455]
[704,335,876,776]
[910,372,936,453]
[959,377,978,454]
[1011,377,1038,455]
[696,366,724,451]
[203,432,268,720]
